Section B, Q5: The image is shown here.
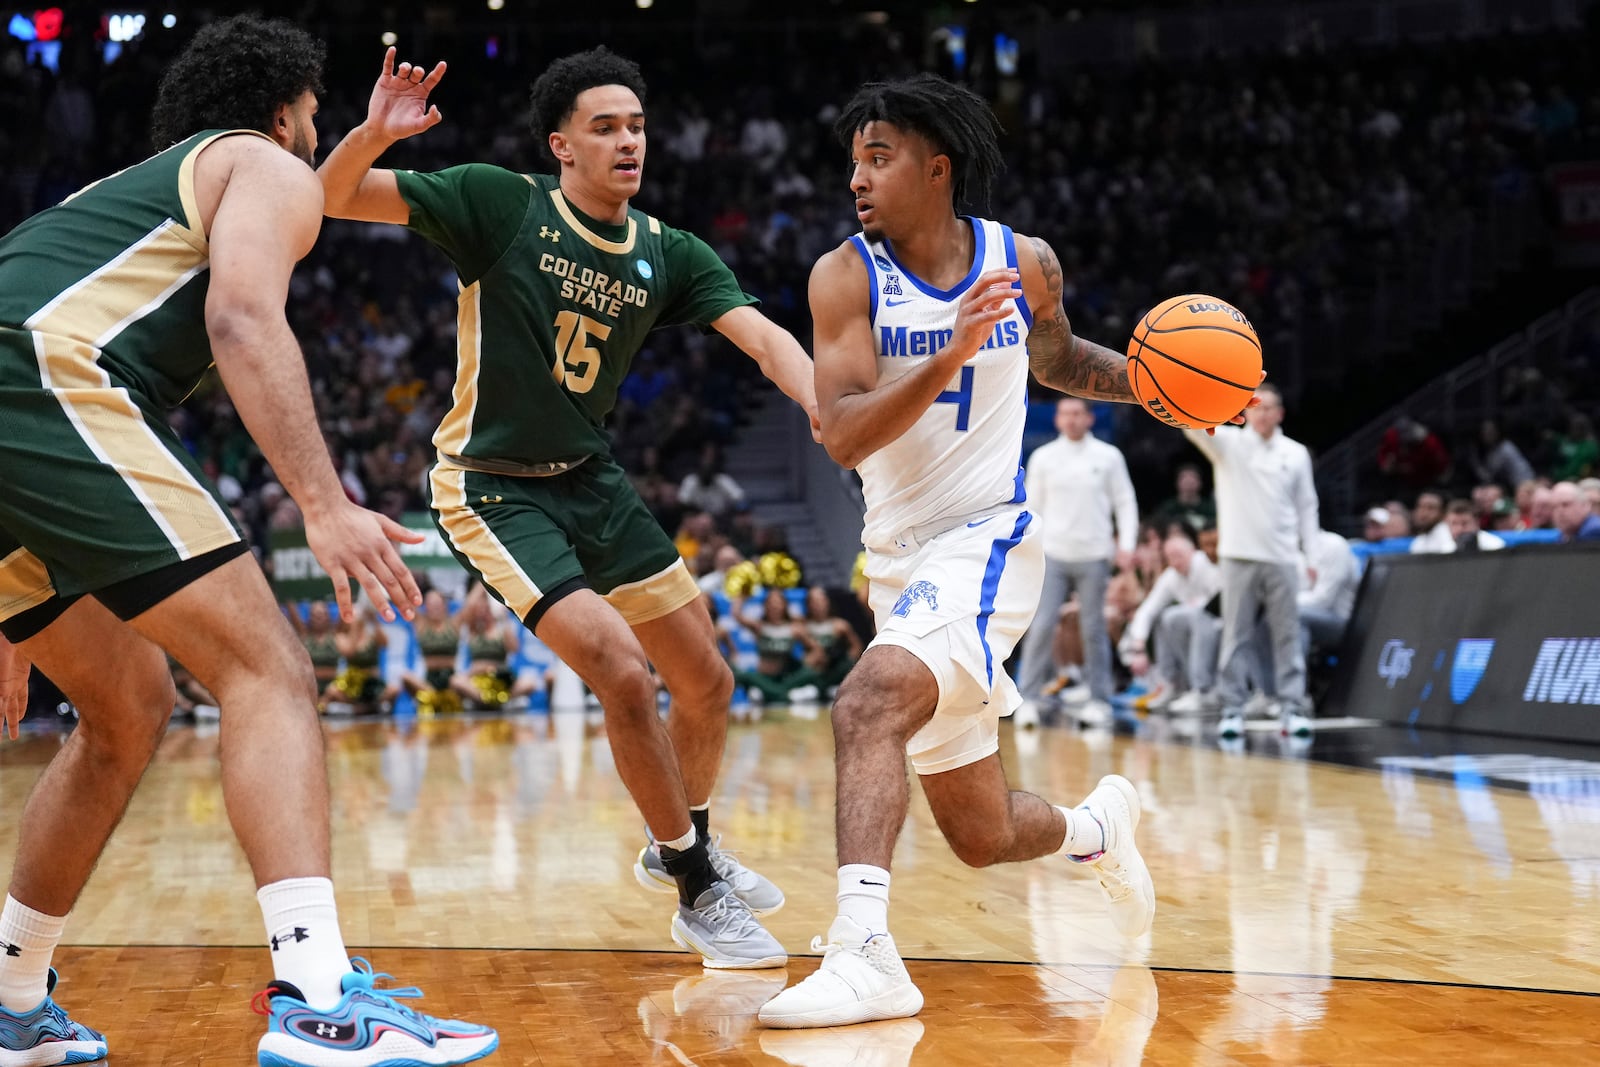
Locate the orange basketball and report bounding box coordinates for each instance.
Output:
[1126,294,1263,431]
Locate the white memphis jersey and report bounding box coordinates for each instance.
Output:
[852,216,1032,552]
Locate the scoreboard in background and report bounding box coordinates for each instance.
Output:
[1327,545,1600,743]
[6,8,177,68]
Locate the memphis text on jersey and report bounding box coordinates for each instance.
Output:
[880,321,1023,358]
[539,252,650,318]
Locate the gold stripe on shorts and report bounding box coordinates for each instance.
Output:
[429,464,543,619]
[0,547,56,622]
[30,334,237,561]
[605,558,700,626]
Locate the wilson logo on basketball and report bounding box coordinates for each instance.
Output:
[1185,301,1255,331]
[1145,397,1185,427]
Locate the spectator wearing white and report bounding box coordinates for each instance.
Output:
[1184,383,1319,739]
[1299,529,1360,656]
[1121,524,1222,713]
[1015,397,1139,728]
[698,544,746,596]
[1440,499,1506,552]
[1408,490,1453,553]
[679,444,746,521]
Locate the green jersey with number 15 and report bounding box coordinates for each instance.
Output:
[395,164,756,465]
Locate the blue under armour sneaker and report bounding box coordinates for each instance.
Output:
[254,958,498,1066]
[0,969,107,1066]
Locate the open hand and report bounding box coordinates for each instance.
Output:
[304,501,424,623]
[951,269,1022,359]
[366,46,447,142]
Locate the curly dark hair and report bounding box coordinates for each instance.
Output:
[835,74,1004,211]
[528,46,648,158]
[149,15,325,150]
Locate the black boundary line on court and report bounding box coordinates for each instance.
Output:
[59,943,1600,999]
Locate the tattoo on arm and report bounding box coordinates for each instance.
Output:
[1026,236,1134,403]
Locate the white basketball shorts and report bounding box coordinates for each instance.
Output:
[865,505,1043,775]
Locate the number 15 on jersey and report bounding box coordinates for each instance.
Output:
[550,310,610,394]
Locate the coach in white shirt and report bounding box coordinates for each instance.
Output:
[1184,383,1319,737]
[1016,397,1139,726]
[1120,523,1222,707]
[1298,528,1360,655]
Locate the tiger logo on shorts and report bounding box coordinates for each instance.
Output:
[891,581,939,619]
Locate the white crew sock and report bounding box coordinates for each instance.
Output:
[657,826,698,853]
[0,895,66,1013]
[257,877,351,1011]
[1056,805,1107,859]
[836,864,891,933]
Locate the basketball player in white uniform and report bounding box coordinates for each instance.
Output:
[760,74,1160,1030]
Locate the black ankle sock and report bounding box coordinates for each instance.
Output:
[659,838,718,906]
[690,807,710,845]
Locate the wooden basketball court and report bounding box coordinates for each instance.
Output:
[2,709,1596,1064]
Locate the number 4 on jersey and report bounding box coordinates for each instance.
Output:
[935,366,974,432]
[550,310,610,394]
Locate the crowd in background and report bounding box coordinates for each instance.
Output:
[6,15,1600,723]
[4,21,1599,532]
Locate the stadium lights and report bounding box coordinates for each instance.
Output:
[162,13,176,28]
[487,0,505,9]
[637,0,653,8]
[381,30,397,45]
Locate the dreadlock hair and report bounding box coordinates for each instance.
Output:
[149,15,324,151]
[529,46,648,161]
[834,73,1004,211]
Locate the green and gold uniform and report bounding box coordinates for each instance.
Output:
[394,165,756,629]
[0,131,263,639]
[415,618,460,691]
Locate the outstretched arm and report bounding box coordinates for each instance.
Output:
[207,139,421,621]
[813,243,1022,470]
[318,47,446,223]
[1016,233,1135,402]
[709,305,822,440]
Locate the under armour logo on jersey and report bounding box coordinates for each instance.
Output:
[539,226,561,242]
[881,274,904,296]
[891,581,939,618]
[271,927,310,951]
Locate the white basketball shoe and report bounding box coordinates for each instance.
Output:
[1068,774,1157,938]
[758,917,923,1029]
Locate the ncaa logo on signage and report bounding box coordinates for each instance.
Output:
[1377,640,1415,689]
[1450,639,1495,704]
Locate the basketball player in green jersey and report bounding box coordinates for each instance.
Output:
[0,17,497,1067]
[319,48,817,967]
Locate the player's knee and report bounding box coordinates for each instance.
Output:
[833,662,928,746]
[79,657,175,761]
[832,684,904,748]
[948,830,1004,869]
[585,648,656,717]
[692,658,735,712]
